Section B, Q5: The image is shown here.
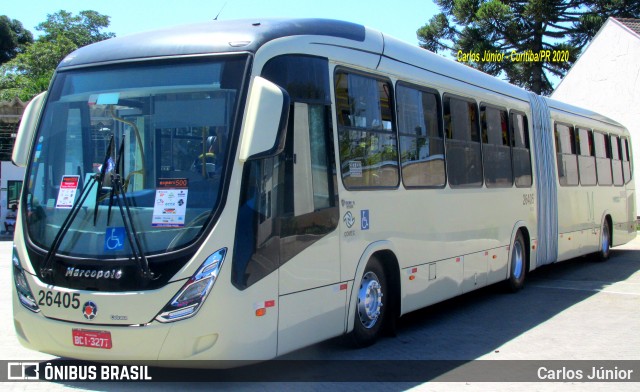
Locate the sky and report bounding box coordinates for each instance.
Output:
[3,0,571,88]
[3,0,440,46]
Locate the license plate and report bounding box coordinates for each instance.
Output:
[72,329,112,349]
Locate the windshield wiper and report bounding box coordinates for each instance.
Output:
[40,174,99,278]
[105,137,156,284]
[40,136,116,278]
[40,133,155,284]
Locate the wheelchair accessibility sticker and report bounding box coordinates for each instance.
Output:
[361,210,370,230]
[104,227,125,251]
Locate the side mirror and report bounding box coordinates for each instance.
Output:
[13,92,46,167]
[239,76,290,162]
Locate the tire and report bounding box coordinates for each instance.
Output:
[349,256,388,347]
[507,231,527,292]
[596,219,611,262]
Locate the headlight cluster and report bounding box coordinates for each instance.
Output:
[155,248,226,323]
[13,246,40,313]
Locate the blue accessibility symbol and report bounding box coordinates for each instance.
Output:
[361,210,370,230]
[104,227,125,251]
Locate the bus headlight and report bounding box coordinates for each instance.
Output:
[13,246,40,313]
[155,248,226,323]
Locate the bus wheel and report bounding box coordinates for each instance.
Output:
[507,231,526,292]
[350,257,387,347]
[597,219,611,262]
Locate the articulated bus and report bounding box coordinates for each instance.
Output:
[12,19,636,364]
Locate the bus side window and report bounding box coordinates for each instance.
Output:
[396,83,445,188]
[576,127,597,186]
[444,95,482,187]
[480,104,512,187]
[232,156,280,290]
[594,131,612,186]
[611,135,624,186]
[335,71,399,189]
[621,137,632,183]
[232,55,340,289]
[554,123,579,186]
[276,102,338,264]
[510,111,532,187]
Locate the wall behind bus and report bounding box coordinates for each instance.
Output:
[552,17,640,215]
[1,161,25,229]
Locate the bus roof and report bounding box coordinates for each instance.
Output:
[57,18,625,130]
[58,18,366,69]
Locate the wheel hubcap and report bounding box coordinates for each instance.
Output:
[357,271,383,329]
[512,241,523,279]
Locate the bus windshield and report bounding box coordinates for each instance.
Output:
[25,56,246,258]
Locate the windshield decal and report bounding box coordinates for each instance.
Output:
[152,179,189,228]
[104,227,126,251]
[56,175,80,209]
[89,93,120,106]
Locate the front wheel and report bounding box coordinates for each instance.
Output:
[349,257,388,347]
[507,231,527,292]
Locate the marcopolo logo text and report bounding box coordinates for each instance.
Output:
[65,267,123,280]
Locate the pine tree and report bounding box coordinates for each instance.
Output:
[417,0,640,95]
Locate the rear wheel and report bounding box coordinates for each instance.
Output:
[507,231,527,292]
[349,256,387,347]
[596,219,611,261]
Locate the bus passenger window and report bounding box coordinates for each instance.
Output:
[510,112,532,187]
[481,105,512,187]
[611,135,624,186]
[443,95,482,187]
[621,137,632,183]
[396,84,445,187]
[594,131,612,186]
[335,71,399,189]
[576,128,597,186]
[554,123,579,186]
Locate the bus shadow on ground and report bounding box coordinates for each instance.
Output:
[43,248,639,390]
[289,248,640,362]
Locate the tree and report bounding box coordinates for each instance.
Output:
[417,1,640,95]
[0,10,115,101]
[0,16,33,65]
[35,10,115,48]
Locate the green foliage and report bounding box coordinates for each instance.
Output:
[0,15,34,65]
[0,10,115,101]
[35,10,115,48]
[417,1,640,95]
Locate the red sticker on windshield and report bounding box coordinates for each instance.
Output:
[56,175,80,209]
